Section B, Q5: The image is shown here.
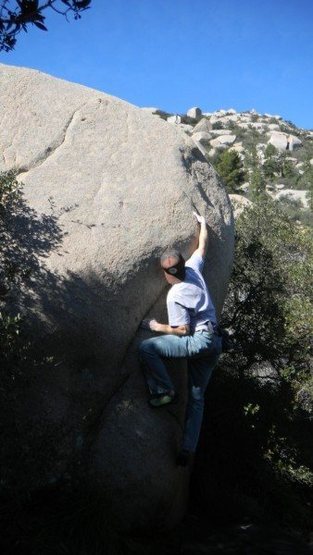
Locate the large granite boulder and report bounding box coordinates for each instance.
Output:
[0,64,234,531]
[215,134,236,146]
[192,117,212,134]
[229,194,253,218]
[192,131,212,145]
[167,114,182,124]
[268,131,302,151]
[187,106,202,119]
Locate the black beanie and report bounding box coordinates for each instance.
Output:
[163,253,186,281]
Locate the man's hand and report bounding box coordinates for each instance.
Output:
[193,211,208,257]
[193,211,206,226]
[140,318,159,331]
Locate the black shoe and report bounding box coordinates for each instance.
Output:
[176,449,192,467]
[149,391,176,408]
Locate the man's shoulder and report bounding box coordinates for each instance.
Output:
[168,280,200,302]
[168,282,186,298]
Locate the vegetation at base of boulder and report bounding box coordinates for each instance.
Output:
[0,168,20,206]
[0,0,92,52]
[0,170,23,361]
[192,199,313,534]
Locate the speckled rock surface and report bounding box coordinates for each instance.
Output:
[0,63,234,531]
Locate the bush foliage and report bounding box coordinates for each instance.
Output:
[214,150,246,193]
[193,199,313,533]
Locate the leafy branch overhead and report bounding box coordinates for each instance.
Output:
[0,0,92,51]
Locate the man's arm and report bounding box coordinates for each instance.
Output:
[141,319,190,336]
[152,321,190,336]
[193,212,208,258]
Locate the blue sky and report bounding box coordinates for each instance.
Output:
[1,0,313,129]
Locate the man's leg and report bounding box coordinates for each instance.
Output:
[182,335,221,455]
[139,334,190,397]
[182,353,219,453]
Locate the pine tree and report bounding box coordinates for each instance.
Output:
[249,166,266,201]
[263,144,279,180]
[215,150,245,193]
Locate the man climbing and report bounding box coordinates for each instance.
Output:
[139,212,222,466]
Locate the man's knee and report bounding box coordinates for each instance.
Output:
[139,338,155,359]
[190,385,205,406]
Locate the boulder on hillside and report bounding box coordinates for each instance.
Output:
[216,134,236,145]
[0,64,234,532]
[246,122,265,130]
[187,106,202,119]
[180,123,194,133]
[268,123,280,131]
[229,194,253,218]
[210,135,236,148]
[288,134,303,150]
[274,189,310,208]
[192,131,212,145]
[167,114,182,124]
[229,143,244,153]
[219,114,240,123]
[269,131,302,152]
[210,129,233,136]
[192,118,212,134]
[210,138,229,149]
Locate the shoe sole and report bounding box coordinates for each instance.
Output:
[149,394,176,407]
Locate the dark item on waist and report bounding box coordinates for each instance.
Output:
[214,325,235,352]
[194,321,215,333]
[195,322,234,353]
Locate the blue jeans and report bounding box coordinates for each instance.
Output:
[139,331,221,453]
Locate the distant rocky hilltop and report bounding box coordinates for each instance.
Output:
[143,106,313,223]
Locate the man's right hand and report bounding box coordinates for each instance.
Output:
[140,319,158,331]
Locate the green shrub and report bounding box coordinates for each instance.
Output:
[0,169,20,208]
[0,311,21,358]
[212,121,224,129]
[264,143,278,158]
[277,196,313,227]
[223,198,313,369]
[213,150,246,193]
[193,199,313,531]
